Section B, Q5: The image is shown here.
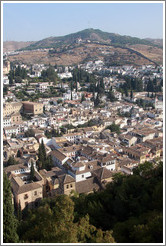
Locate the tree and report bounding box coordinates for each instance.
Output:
[15,76,22,83]
[81,93,86,102]
[41,66,58,83]
[75,75,78,92]
[17,149,22,158]
[19,196,78,243]
[130,90,133,99]
[3,85,8,95]
[38,140,47,168]
[77,214,115,243]
[9,76,14,85]
[45,155,53,171]
[147,79,154,92]
[6,155,17,167]
[124,87,128,97]
[106,123,121,134]
[3,172,19,243]
[30,161,35,181]
[16,201,22,222]
[133,161,154,177]
[108,89,117,102]
[8,70,14,85]
[94,93,100,107]
[70,81,73,100]
[37,140,53,170]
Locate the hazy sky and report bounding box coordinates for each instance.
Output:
[3,2,164,41]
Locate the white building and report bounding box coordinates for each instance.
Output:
[3,117,11,128]
[58,72,72,79]
[36,82,49,93]
[4,126,19,138]
[3,76,9,85]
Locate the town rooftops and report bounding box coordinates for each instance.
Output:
[123,145,150,155]
[4,163,28,175]
[59,145,81,154]
[11,176,42,194]
[50,149,67,161]
[53,136,67,142]
[92,167,113,180]
[43,167,65,178]
[75,176,100,194]
[59,174,75,184]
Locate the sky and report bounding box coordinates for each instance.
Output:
[3,1,164,42]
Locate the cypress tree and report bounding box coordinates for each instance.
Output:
[6,155,17,167]
[41,140,47,161]
[75,74,78,92]
[130,90,133,99]
[38,140,47,169]
[70,81,73,100]
[16,201,22,222]
[3,172,19,243]
[30,161,35,181]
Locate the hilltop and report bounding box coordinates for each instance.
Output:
[19,28,161,51]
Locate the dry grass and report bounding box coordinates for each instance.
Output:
[8,43,163,66]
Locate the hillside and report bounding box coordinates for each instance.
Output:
[145,38,163,47]
[3,41,34,53]
[4,29,163,66]
[7,42,163,66]
[20,28,159,51]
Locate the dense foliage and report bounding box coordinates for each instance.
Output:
[37,140,53,170]
[8,65,27,85]
[13,161,163,243]
[72,68,96,87]
[106,123,121,134]
[41,66,58,83]
[18,195,115,243]
[5,155,18,167]
[72,161,163,243]
[45,129,62,138]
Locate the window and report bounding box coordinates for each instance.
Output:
[34,191,37,196]
[66,184,69,189]
[70,184,73,188]
[82,175,84,178]
[24,194,28,199]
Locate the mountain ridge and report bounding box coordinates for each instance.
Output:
[17,28,162,51]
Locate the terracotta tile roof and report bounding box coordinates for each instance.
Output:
[72,160,99,175]
[59,145,81,154]
[4,163,27,174]
[81,146,94,156]
[76,177,100,194]
[98,154,116,163]
[11,176,42,194]
[45,167,65,178]
[92,167,113,180]
[62,174,75,184]
[50,149,67,161]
